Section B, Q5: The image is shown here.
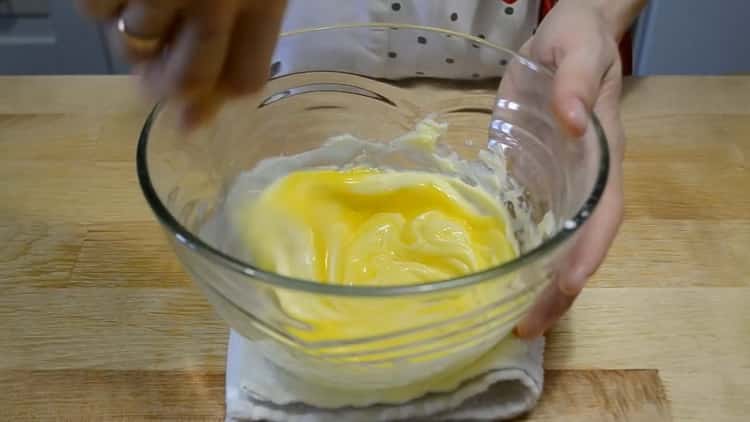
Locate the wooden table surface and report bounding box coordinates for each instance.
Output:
[1,76,748,421]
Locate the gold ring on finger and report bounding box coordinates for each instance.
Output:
[116,16,162,53]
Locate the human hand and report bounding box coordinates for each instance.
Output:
[75,0,286,129]
[512,0,626,338]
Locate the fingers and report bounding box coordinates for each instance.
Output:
[552,38,617,136]
[135,0,238,130]
[515,276,578,338]
[514,187,621,338]
[135,1,238,129]
[179,92,225,130]
[517,62,625,337]
[75,0,124,19]
[563,172,624,295]
[515,185,622,340]
[155,1,237,100]
[80,0,286,129]
[515,81,625,338]
[220,1,287,96]
[514,138,623,339]
[595,57,626,161]
[116,0,181,61]
[513,41,625,339]
[121,0,179,38]
[559,59,625,294]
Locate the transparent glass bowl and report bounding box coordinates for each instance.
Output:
[137,24,608,391]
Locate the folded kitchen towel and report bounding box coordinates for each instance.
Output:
[225,330,544,422]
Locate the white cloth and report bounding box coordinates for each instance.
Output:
[226,330,545,422]
[275,0,540,79]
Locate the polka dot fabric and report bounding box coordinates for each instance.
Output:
[276,0,541,79]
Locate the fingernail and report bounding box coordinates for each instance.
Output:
[567,98,588,135]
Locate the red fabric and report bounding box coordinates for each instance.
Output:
[538,0,632,75]
[540,0,557,16]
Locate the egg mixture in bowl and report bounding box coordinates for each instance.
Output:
[215,120,538,369]
[136,24,609,393]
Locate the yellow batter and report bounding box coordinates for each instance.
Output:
[241,167,516,285]
[232,166,520,345]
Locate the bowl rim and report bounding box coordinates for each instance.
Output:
[136,23,610,297]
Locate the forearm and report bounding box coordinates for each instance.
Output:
[603,0,648,40]
[560,0,648,40]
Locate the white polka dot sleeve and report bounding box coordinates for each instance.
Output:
[273,0,540,79]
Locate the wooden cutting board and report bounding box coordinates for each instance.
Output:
[1,76,748,421]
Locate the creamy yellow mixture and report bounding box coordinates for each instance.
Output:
[240,168,516,285]
[231,168,519,344]
[214,118,544,350]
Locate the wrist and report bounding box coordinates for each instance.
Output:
[557,0,648,41]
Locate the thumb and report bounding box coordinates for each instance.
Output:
[552,43,615,136]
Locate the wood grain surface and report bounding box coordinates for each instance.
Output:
[1,76,749,421]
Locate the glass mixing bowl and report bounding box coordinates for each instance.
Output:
[137,24,608,391]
